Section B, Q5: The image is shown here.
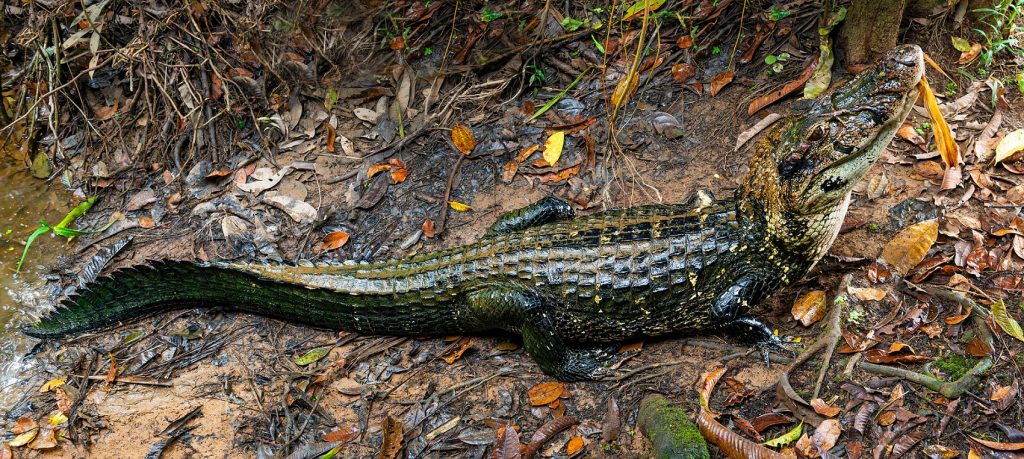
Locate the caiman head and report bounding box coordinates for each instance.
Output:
[739,44,925,256]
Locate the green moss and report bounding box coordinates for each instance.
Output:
[637,395,710,459]
[935,353,976,381]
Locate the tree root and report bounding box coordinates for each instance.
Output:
[859,357,993,400]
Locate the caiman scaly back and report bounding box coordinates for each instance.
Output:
[24,45,926,380]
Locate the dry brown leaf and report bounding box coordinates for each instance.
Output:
[422,219,435,238]
[879,219,938,276]
[896,123,928,151]
[810,399,841,417]
[321,231,350,251]
[451,125,476,154]
[325,123,337,153]
[671,63,696,83]
[323,424,360,443]
[677,35,693,49]
[709,70,735,97]
[792,290,827,326]
[747,59,817,115]
[527,382,565,406]
[848,285,887,301]
[490,426,521,459]
[502,160,520,183]
[440,338,474,364]
[94,100,119,121]
[995,129,1024,165]
[958,43,983,64]
[377,416,404,459]
[969,436,1024,452]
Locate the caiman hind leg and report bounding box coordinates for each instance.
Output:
[484,196,575,237]
[465,283,618,380]
[711,276,796,365]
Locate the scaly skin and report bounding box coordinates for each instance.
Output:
[23,45,926,380]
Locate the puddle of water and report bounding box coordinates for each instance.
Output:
[0,148,72,408]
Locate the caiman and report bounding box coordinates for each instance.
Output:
[23,45,925,380]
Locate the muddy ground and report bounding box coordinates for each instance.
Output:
[2,1,1024,458]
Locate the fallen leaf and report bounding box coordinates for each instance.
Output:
[39,378,66,393]
[264,195,318,224]
[958,43,982,64]
[671,63,696,83]
[951,36,972,52]
[321,231,350,251]
[9,429,36,448]
[527,382,565,406]
[322,424,360,443]
[294,346,332,366]
[502,160,520,183]
[919,77,959,167]
[896,123,928,151]
[449,201,472,212]
[810,399,841,417]
[748,59,817,115]
[543,131,565,167]
[969,436,1024,452]
[94,99,119,121]
[490,426,522,459]
[566,436,585,455]
[709,70,735,97]
[792,290,827,326]
[864,347,930,364]
[811,419,841,453]
[992,300,1024,342]
[452,125,476,154]
[388,158,408,183]
[27,427,56,450]
[763,421,802,447]
[677,35,693,49]
[422,219,436,238]
[995,129,1024,165]
[611,71,639,112]
[879,219,938,276]
[441,338,474,364]
[848,285,887,301]
[378,416,404,459]
[325,123,337,153]
[367,162,392,179]
[623,0,667,20]
[125,189,157,211]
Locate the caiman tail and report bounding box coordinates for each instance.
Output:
[23,259,476,338]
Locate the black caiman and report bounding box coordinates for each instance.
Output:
[24,45,925,380]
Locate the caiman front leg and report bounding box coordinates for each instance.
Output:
[466,283,617,380]
[484,196,575,237]
[711,276,795,365]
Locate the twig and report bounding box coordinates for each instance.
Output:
[434,153,466,236]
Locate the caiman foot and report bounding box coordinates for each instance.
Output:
[724,316,798,367]
[523,330,621,381]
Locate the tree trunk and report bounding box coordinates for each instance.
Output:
[840,0,909,67]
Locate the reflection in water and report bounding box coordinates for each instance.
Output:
[0,158,71,409]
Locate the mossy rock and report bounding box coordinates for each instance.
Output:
[637,394,710,459]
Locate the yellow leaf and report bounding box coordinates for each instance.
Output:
[992,300,1024,343]
[48,412,67,427]
[791,290,827,326]
[9,429,36,447]
[566,436,585,455]
[762,421,803,447]
[623,0,667,20]
[611,71,639,111]
[451,125,476,155]
[449,201,471,212]
[879,219,938,276]
[543,131,565,167]
[918,77,959,167]
[995,129,1024,165]
[39,378,66,393]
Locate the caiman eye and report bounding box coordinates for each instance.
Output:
[807,125,826,142]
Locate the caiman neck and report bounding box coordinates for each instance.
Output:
[735,140,851,260]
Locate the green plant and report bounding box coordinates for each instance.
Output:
[764,52,790,73]
[973,0,1023,67]
[17,196,98,272]
[945,81,958,96]
[480,7,502,22]
[768,6,791,21]
[528,64,545,87]
[712,45,721,54]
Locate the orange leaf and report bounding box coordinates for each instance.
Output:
[441,338,474,364]
[810,398,841,417]
[325,123,337,153]
[747,60,816,115]
[677,35,694,49]
[709,70,735,97]
[388,158,408,184]
[320,231,350,251]
[422,219,435,238]
[367,162,392,179]
[451,125,476,154]
[918,77,959,167]
[791,290,827,326]
[322,424,360,443]
[958,43,982,65]
[527,382,565,406]
[611,71,639,111]
[566,436,585,455]
[105,353,118,385]
[95,100,119,121]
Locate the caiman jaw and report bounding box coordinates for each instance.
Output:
[738,44,925,252]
